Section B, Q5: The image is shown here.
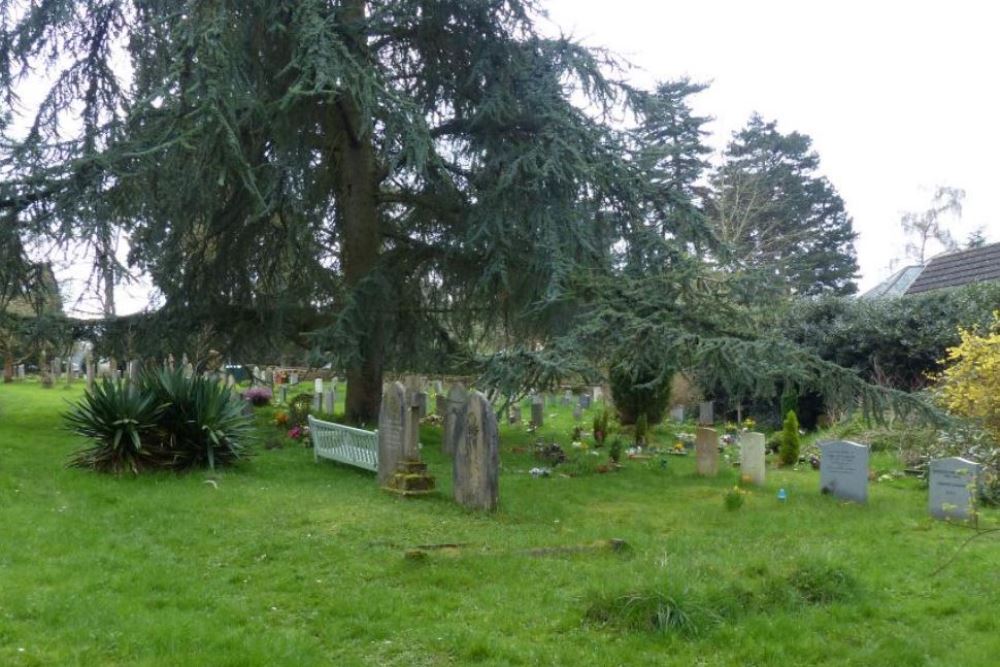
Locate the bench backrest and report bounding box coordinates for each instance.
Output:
[308,415,378,472]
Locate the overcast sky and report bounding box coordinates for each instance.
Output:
[545,0,1000,291]
[44,0,1000,314]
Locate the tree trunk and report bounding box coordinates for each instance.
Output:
[3,355,12,383]
[337,0,384,426]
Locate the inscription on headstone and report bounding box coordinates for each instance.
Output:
[740,432,766,486]
[696,427,719,476]
[819,440,869,503]
[929,457,981,520]
[453,391,500,511]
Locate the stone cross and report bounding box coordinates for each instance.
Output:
[377,382,408,486]
[740,432,766,486]
[531,396,544,428]
[819,440,869,503]
[443,385,468,457]
[453,391,500,511]
[695,427,719,476]
[929,457,981,520]
[698,401,714,426]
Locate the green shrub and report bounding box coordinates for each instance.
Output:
[787,562,860,604]
[779,410,800,466]
[609,354,672,425]
[584,590,703,636]
[723,486,746,511]
[65,378,167,473]
[592,409,610,446]
[67,370,253,473]
[634,413,648,446]
[609,437,623,464]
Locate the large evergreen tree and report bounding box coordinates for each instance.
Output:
[708,114,859,297]
[0,0,636,422]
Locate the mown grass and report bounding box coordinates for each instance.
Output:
[1,381,999,666]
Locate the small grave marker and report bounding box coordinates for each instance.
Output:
[929,457,981,520]
[740,432,766,486]
[819,440,869,503]
[696,427,719,476]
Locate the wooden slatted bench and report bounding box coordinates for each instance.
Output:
[308,415,378,472]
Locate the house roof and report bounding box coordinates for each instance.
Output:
[906,242,1000,295]
[860,264,924,300]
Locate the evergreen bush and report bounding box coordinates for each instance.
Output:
[779,410,800,466]
[609,355,672,426]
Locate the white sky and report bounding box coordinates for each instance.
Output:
[545,0,1000,291]
[41,0,1000,313]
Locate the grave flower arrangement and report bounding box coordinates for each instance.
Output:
[287,425,309,441]
[244,386,272,407]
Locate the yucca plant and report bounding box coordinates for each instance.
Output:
[66,378,167,473]
[144,369,254,470]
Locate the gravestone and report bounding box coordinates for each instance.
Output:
[695,427,719,476]
[572,404,582,422]
[531,397,544,428]
[593,386,603,402]
[670,406,685,422]
[289,372,299,386]
[18,364,25,380]
[698,401,714,426]
[509,403,521,425]
[311,391,321,412]
[929,457,981,520]
[415,391,428,419]
[128,360,140,385]
[819,440,869,503]
[562,390,572,406]
[434,380,443,394]
[314,378,323,394]
[435,393,446,418]
[740,432,766,486]
[579,394,592,409]
[443,385,468,457]
[377,382,408,486]
[453,391,500,511]
[264,369,274,386]
[323,388,335,414]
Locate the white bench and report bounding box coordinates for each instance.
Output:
[308,416,378,472]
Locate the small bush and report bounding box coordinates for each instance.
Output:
[244,386,272,407]
[584,590,703,636]
[609,437,623,464]
[787,562,860,604]
[634,413,648,446]
[723,486,746,511]
[779,410,800,466]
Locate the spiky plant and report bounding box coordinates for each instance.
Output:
[65,379,167,473]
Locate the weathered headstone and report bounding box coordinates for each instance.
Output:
[929,457,981,520]
[443,385,468,457]
[740,432,766,486]
[311,391,321,412]
[819,440,869,503]
[509,403,522,425]
[579,394,592,409]
[572,404,582,422]
[670,406,685,422]
[415,391,428,419]
[695,427,719,476]
[531,397,544,428]
[593,386,603,402]
[435,393,446,418]
[453,391,500,510]
[562,390,572,406]
[323,388,335,414]
[377,382,408,486]
[314,378,323,394]
[434,380,443,394]
[698,401,714,426]
[289,372,299,386]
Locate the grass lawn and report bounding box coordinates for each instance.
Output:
[2,381,999,666]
